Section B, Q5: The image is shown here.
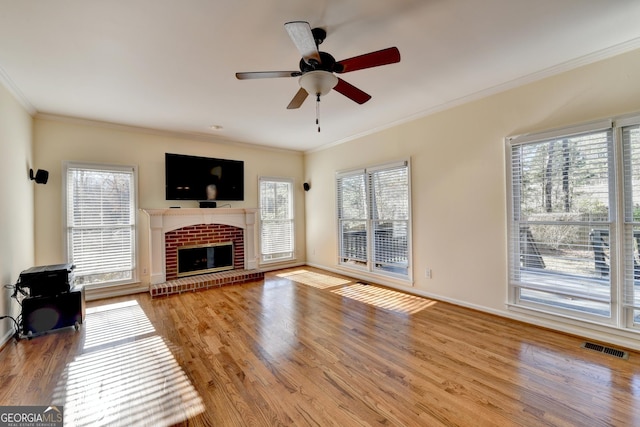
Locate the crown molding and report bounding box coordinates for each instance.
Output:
[34,112,304,155]
[0,64,36,115]
[308,37,640,154]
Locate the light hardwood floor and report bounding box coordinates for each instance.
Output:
[1,267,639,426]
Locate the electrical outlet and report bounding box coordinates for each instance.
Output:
[425,268,432,279]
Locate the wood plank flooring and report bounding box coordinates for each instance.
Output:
[1,267,639,426]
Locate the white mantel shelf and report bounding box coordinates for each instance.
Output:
[142,208,259,285]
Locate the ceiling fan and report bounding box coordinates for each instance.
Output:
[235,21,400,131]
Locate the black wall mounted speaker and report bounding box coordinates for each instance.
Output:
[30,168,49,184]
[303,182,310,191]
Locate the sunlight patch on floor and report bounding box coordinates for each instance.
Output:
[84,300,156,350]
[332,283,437,314]
[53,301,204,427]
[276,269,351,289]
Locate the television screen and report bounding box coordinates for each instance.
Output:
[165,153,244,201]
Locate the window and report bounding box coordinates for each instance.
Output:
[64,163,137,286]
[508,115,640,329]
[622,120,640,325]
[337,160,411,279]
[259,177,294,263]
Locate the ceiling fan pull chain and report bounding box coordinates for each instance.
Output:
[316,93,321,132]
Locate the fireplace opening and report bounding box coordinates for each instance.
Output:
[177,242,234,277]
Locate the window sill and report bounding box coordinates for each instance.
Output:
[83,281,148,301]
[336,264,413,287]
[258,259,305,272]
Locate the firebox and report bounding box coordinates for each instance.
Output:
[177,242,234,277]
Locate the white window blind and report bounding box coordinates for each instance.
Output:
[260,177,294,262]
[622,124,640,312]
[509,128,614,318]
[337,171,368,264]
[65,163,136,286]
[508,114,640,331]
[369,165,410,276]
[337,161,411,279]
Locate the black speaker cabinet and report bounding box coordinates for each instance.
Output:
[21,286,85,337]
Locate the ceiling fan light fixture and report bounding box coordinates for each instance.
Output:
[299,71,338,96]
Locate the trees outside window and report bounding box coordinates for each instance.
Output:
[337,161,411,280]
[508,116,640,329]
[65,163,137,286]
[259,177,294,263]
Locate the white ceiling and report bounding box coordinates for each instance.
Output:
[1,1,640,152]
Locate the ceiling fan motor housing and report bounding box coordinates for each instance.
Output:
[299,51,344,73]
[236,21,400,111]
[311,27,326,46]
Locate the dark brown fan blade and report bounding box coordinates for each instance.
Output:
[287,88,309,109]
[285,21,321,65]
[236,71,301,80]
[336,47,400,73]
[333,78,371,104]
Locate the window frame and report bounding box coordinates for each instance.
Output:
[506,114,640,331]
[336,159,413,282]
[619,115,640,328]
[258,176,295,264]
[63,161,138,288]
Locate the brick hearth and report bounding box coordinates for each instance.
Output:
[150,269,264,298]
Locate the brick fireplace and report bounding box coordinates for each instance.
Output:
[143,208,259,285]
[165,224,243,280]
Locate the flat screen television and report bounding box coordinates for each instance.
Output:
[165,153,244,201]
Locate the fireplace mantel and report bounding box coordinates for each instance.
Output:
[142,208,258,284]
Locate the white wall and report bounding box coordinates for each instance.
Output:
[0,83,34,342]
[33,118,306,285]
[19,47,640,348]
[304,48,640,347]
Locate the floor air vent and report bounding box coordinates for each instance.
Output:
[581,342,629,360]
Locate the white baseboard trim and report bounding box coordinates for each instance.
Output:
[305,262,640,352]
[258,261,306,273]
[503,306,640,352]
[305,262,413,289]
[84,282,149,301]
[0,327,16,351]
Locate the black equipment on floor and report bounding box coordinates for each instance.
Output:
[18,263,75,298]
[21,286,85,336]
[16,263,84,337]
